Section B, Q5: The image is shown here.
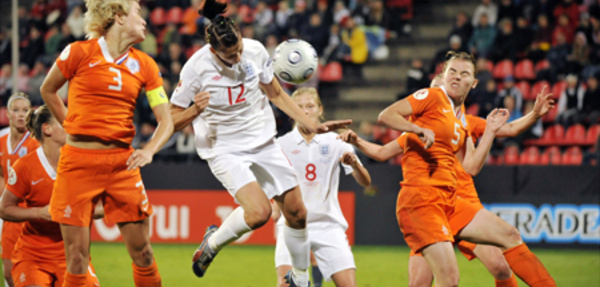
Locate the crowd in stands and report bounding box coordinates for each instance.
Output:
[0,0,598,166]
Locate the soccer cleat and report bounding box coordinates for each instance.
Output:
[192,225,219,278]
[284,270,311,287]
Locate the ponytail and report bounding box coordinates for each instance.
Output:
[201,0,240,50]
[26,105,53,142]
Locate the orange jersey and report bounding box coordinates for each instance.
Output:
[0,131,40,182]
[454,114,487,202]
[6,147,64,262]
[55,37,163,145]
[401,87,468,187]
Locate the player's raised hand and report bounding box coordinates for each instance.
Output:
[486,108,510,133]
[340,151,359,166]
[533,85,555,118]
[416,127,435,150]
[193,91,210,114]
[317,119,353,133]
[126,149,154,170]
[337,129,359,145]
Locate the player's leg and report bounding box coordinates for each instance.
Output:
[119,218,161,287]
[330,269,356,287]
[3,258,13,287]
[458,209,556,287]
[60,224,92,287]
[408,253,433,287]
[310,253,324,287]
[275,224,293,287]
[310,227,356,287]
[472,244,518,287]
[421,242,459,287]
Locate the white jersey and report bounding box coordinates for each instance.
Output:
[276,128,360,230]
[171,38,276,159]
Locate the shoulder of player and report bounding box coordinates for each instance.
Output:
[11,151,37,173]
[180,46,211,75]
[129,48,156,65]
[410,87,445,101]
[242,38,267,56]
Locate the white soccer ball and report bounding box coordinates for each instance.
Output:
[272,39,318,84]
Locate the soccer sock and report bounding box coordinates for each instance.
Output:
[495,273,518,287]
[63,271,87,287]
[283,225,310,286]
[209,207,252,252]
[132,259,162,287]
[503,243,556,287]
[312,265,324,287]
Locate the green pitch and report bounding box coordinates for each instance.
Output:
[2,243,599,286]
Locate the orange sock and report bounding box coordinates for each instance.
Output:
[503,243,556,287]
[495,273,518,287]
[132,259,162,287]
[63,271,87,287]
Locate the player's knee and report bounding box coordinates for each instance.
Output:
[130,243,155,267]
[245,205,271,229]
[505,226,522,247]
[408,275,433,287]
[490,262,513,280]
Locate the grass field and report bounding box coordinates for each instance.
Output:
[3,243,593,286]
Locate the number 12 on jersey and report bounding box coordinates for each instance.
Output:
[228,84,246,105]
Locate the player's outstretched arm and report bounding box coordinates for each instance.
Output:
[461,108,510,175]
[338,129,404,162]
[40,63,68,124]
[378,99,435,149]
[170,91,210,132]
[127,103,174,170]
[340,151,371,187]
[497,85,554,138]
[0,189,51,222]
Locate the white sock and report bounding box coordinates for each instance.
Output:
[208,207,252,252]
[283,225,310,286]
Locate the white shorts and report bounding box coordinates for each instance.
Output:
[274,225,356,281]
[207,139,298,199]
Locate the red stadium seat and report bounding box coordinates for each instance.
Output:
[519,146,541,165]
[561,146,583,165]
[319,62,343,82]
[514,59,536,81]
[150,8,166,26]
[485,60,494,73]
[534,59,551,73]
[503,145,520,165]
[0,107,9,126]
[466,104,479,116]
[167,7,184,24]
[515,81,532,100]
[492,59,514,80]
[563,124,586,145]
[387,129,402,144]
[540,146,562,165]
[551,81,567,100]
[585,124,600,145]
[542,106,558,123]
[393,154,403,165]
[372,125,388,143]
[530,81,550,101]
[536,124,564,145]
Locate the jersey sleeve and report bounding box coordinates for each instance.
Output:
[466,115,487,139]
[396,132,407,151]
[55,43,84,80]
[257,44,274,84]
[170,62,200,109]
[142,55,164,91]
[339,142,360,175]
[406,88,436,118]
[5,159,30,199]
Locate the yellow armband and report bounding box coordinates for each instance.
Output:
[146,86,169,108]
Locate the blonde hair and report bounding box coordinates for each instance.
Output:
[84,0,137,39]
[7,92,31,110]
[430,74,443,88]
[291,87,325,121]
[442,51,477,76]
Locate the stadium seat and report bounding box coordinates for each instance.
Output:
[485,60,494,73]
[585,124,600,145]
[530,80,550,101]
[372,125,388,143]
[552,81,567,100]
[514,59,536,81]
[0,107,8,126]
[150,8,166,26]
[540,146,562,165]
[503,145,520,165]
[466,104,479,116]
[563,124,586,145]
[515,81,532,100]
[536,124,564,145]
[534,59,551,73]
[542,106,558,123]
[519,146,541,165]
[561,146,583,165]
[387,129,402,143]
[167,7,184,24]
[319,62,343,82]
[393,154,403,165]
[492,59,514,80]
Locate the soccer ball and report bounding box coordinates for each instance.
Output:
[272,39,318,84]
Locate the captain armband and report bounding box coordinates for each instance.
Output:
[146,86,169,108]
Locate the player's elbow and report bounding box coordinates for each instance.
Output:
[377,110,391,127]
[463,164,483,176]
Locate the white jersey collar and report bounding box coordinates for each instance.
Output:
[98,36,129,64]
[36,147,56,180]
[292,127,320,145]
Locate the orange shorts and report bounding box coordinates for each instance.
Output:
[12,259,100,287]
[1,222,23,259]
[50,145,153,227]
[397,185,482,254]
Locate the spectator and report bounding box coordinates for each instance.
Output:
[333,0,351,25]
[66,5,85,40]
[430,34,465,75]
[17,6,30,43]
[132,122,156,149]
[275,0,293,38]
[553,13,575,45]
[496,75,524,112]
[265,34,279,56]
[386,0,413,37]
[472,0,498,27]
[16,64,30,94]
[582,76,600,125]
[553,0,579,31]
[476,79,499,118]
[361,0,388,58]
[301,13,330,56]
[556,74,585,127]
[503,93,522,123]
[159,42,187,73]
[546,31,571,80]
[22,26,45,69]
[44,25,61,57]
[28,60,47,106]
[0,64,12,101]
[315,0,333,27]
[530,0,556,26]
[497,0,520,24]
[490,18,518,62]
[567,32,590,75]
[449,11,473,51]
[241,24,256,40]
[468,13,497,58]
[352,0,371,27]
[514,16,534,59]
[529,14,553,61]
[0,27,10,67]
[57,23,76,53]
[287,0,310,38]
[181,0,203,36]
[576,12,593,44]
[340,17,368,79]
[405,59,429,94]
[176,124,196,155]
[253,1,275,42]
[321,24,342,65]
[138,28,158,58]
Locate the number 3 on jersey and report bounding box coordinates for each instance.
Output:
[305,163,316,181]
